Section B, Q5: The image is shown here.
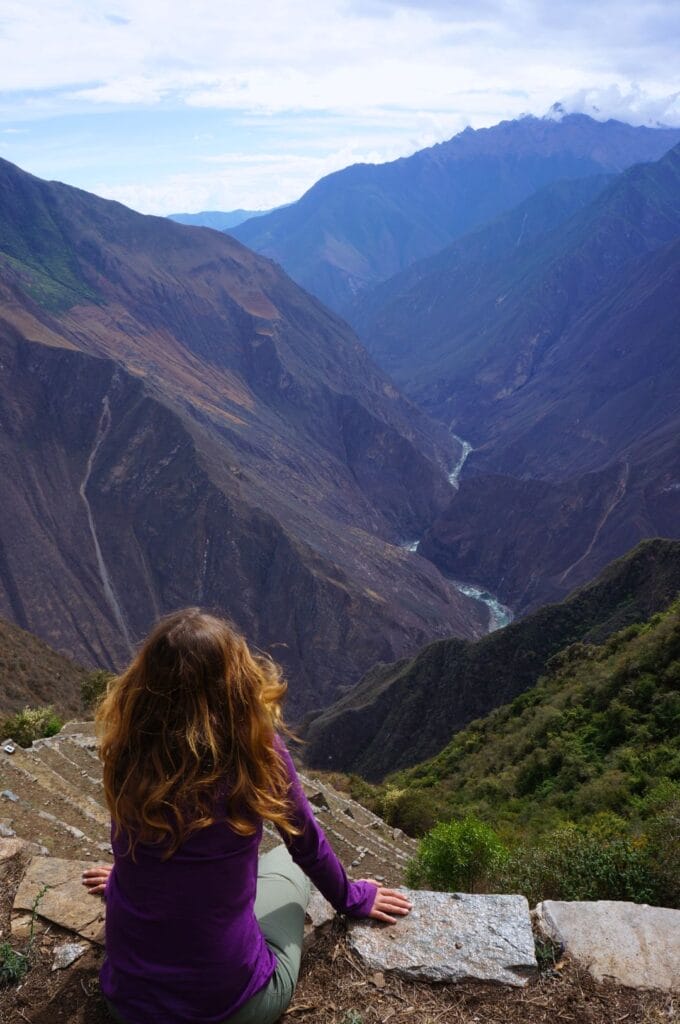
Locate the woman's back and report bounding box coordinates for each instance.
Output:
[102,795,276,1024]
[92,608,407,1024]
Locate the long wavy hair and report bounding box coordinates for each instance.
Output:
[95,608,299,860]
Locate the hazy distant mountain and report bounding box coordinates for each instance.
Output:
[302,538,680,778]
[231,114,680,314]
[169,209,268,230]
[356,143,680,615]
[0,157,486,716]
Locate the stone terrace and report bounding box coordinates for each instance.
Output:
[0,722,417,882]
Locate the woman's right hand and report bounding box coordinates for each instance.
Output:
[82,864,113,897]
[358,879,413,924]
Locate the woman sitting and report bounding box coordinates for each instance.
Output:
[82,608,411,1024]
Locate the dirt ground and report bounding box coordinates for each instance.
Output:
[1,919,677,1024]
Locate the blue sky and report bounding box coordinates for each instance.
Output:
[1,1,679,215]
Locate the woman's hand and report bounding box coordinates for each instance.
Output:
[358,879,413,925]
[81,865,113,897]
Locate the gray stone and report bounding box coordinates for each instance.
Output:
[534,900,680,993]
[303,887,336,955]
[348,890,537,987]
[0,820,16,837]
[52,942,88,971]
[14,856,107,946]
[1,790,19,802]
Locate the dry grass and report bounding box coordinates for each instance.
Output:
[0,920,677,1024]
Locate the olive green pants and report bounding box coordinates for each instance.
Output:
[105,844,311,1024]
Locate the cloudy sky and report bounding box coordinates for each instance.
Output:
[1,0,679,215]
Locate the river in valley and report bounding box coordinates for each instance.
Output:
[400,432,514,634]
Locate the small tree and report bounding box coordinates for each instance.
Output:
[406,815,508,892]
[0,707,62,748]
[81,669,114,711]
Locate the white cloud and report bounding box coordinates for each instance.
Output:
[558,84,680,127]
[1,1,679,213]
[92,132,455,214]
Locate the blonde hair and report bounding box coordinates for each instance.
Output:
[95,608,299,859]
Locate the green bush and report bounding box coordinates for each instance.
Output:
[501,824,655,905]
[406,816,509,892]
[380,786,440,836]
[0,706,62,748]
[81,669,114,711]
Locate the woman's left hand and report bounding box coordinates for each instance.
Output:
[82,865,113,896]
[357,878,413,924]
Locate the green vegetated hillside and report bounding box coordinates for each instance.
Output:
[373,595,679,838]
[302,537,680,779]
[344,591,680,908]
[0,616,88,718]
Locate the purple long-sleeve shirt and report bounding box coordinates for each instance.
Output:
[100,739,377,1024]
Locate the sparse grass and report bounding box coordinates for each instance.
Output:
[0,885,49,988]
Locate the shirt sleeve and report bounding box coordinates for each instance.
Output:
[272,736,377,918]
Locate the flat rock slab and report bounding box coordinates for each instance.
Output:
[13,856,106,945]
[348,890,537,987]
[535,900,680,993]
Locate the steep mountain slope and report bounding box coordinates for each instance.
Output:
[355,144,680,613]
[301,539,680,779]
[0,158,486,716]
[0,617,88,718]
[375,595,680,838]
[231,114,680,313]
[355,142,680,440]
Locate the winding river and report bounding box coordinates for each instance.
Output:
[400,432,513,634]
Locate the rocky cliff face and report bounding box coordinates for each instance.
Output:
[0,159,487,718]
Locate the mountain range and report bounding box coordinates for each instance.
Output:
[231,113,680,314]
[169,209,268,230]
[3,110,679,741]
[0,157,486,717]
[354,141,680,614]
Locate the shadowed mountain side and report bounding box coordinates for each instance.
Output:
[461,235,680,481]
[0,332,486,717]
[352,142,680,469]
[231,114,680,314]
[419,418,680,616]
[350,144,680,625]
[301,539,680,779]
[350,174,613,386]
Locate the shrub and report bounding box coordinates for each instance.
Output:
[81,669,115,711]
[406,816,509,892]
[380,786,439,836]
[501,824,655,905]
[0,706,62,748]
